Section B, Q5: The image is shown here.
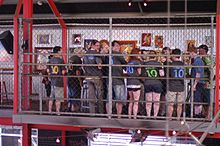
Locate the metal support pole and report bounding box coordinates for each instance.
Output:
[210,16,215,120]
[22,124,31,146]
[62,28,67,99]
[108,17,113,119]
[13,17,18,111]
[13,0,23,114]
[215,0,220,123]
[165,0,170,137]
[22,0,33,110]
[61,131,66,146]
[18,18,22,112]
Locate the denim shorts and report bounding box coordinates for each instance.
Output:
[113,85,126,103]
[107,85,126,103]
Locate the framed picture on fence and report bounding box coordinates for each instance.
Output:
[141,33,151,47]
[72,34,82,45]
[154,35,163,48]
[37,34,52,44]
[119,40,137,54]
[186,40,196,52]
[34,47,53,73]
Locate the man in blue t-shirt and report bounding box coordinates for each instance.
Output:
[190,47,205,118]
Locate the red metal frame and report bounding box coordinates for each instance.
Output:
[22,0,33,110]
[22,124,31,146]
[13,0,23,114]
[47,0,67,29]
[215,0,220,122]
[0,118,13,125]
[62,131,66,146]
[0,0,3,6]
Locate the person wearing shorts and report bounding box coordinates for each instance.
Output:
[142,50,164,117]
[47,46,66,114]
[167,48,185,119]
[126,49,142,119]
[106,40,127,118]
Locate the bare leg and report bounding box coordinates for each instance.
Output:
[167,102,174,118]
[55,100,61,113]
[153,92,160,117]
[116,103,123,118]
[203,105,210,118]
[105,103,110,115]
[177,104,183,119]
[146,92,153,117]
[48,100,53,113]
[133,90,141,119]
[128,91,134,119]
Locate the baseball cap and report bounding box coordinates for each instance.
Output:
[198,44,208,53]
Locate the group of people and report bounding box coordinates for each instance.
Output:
[42,40,211,119]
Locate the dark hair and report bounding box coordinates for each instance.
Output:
[53,46,61,53]
[172,48,181,55]
[172,48,181,58]
[198,44,208,53]
[162,47,170,52]
[112,40,120,47]
[91,40,99,46]
[149,50,157,60]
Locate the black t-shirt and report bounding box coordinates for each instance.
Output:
[83,49,102,77]
[168,61,185,92]
[112,51,127,85]
[48,57,65,87]
[142,60,162,85]
[127,60,141,86]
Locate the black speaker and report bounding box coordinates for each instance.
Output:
[0,30,13,54]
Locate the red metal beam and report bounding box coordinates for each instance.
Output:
[62,131,66,146]
[14,0,23,18]
[62,28,67,97]
[22,124,31,146]
[215,0,220,122]
[0,118,13,125]
[13,0,23,114]
[22,0,33,110]
[47,0,67,29]
[13,18,19,114]
[0,0,3,6]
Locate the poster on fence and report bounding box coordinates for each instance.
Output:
[141,33,151,47]
[186,40,196,52]
[154,35,163,48]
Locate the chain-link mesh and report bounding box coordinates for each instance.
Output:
[0,20,14,108]
[16,15,216,121]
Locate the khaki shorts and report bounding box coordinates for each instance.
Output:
[167,91,184,104]
[51,86,64,102]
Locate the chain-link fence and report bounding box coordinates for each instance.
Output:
[17,15,217,121]
[0,20,14,109]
